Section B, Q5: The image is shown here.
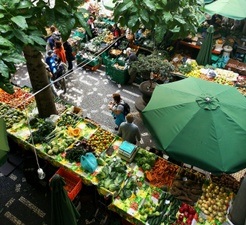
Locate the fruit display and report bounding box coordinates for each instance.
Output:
[237,86,246,96]
[87,127,115,155]
[96,157,127,193]
[133,148,157,171]
[211,174,240,194]
[0,87,34,110]
[196,183,234,223]
[0,103,26,129]
[181,61,202,78]
[175,203,198,225]
[214,68,238,83]
[145,158,179,188]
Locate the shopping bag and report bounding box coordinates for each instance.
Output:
[80,152,98,173]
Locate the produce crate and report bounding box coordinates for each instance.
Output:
[104,55,117,67]
[107,64,129,84]
[225,59,240,73]
[53,167,82,201]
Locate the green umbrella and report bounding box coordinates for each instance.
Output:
[142,77,246,174]
[0,118,10,166]
[205,0,246,20]
[50,174,80,225]
[196,25,214,66]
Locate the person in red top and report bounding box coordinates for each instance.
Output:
[112,23,121,38]
[54,41,67,63]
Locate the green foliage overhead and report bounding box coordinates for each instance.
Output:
[113,0,205,44]
[0,0,88,94]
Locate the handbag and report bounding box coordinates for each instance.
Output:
[80,152,98,173]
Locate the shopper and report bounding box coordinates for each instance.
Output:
[86,16,97,40]
[46,25,61,52]
[63,41,75,72]
[117,113,141,145]
[53,57,67,93]
[108,93,125,131]
[54,41,67,63]
[45,50,57,75]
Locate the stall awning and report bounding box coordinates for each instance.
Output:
[204,0,246,20]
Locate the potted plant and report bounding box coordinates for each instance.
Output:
[131,51,175,105]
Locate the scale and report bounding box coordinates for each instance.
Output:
[118,141,138,163]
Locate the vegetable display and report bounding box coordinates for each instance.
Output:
[146,191,181,225]
[170,168,204,206]
[65,140,93,163]
[0,103,26,129]
[26,120,56,144]
[0,87,34,110]
[57,112,82,128]
[145,158,179,188]
[133,148,157,171]
[96,157,127,193]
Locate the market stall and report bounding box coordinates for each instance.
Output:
[0,86,243,225]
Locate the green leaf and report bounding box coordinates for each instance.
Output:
[13,29,29,44]
[0,76,14,94]
[44,8,56,25]
[29,35,47,46]
[11,16,28,30]
[0,25,12,33]
[128,15,139,28]
[75,12,90,35]
[144,0,156,11]
[2,53,25,64]
[55,7,69,16]
[0,36,14,47]
[116,0,133,13]
[17,0,33,9]
[56,17,75,41]
[170,26,180,33]
[0,60,9,78]
[174,16,186,25]
[140,9,149,23]
[0,13,4,18]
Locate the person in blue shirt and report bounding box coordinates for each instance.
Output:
[108,93,125,131]
[45,50,57,75]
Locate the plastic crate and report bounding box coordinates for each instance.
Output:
[53,167,82,201]
[108,65,129,84]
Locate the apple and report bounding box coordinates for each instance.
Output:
[184,211,189,218]
[178,214,184,221]
[186,219,192,225]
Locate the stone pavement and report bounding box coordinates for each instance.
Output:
[12,63,156,150]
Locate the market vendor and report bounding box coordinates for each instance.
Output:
[125,48,138,84]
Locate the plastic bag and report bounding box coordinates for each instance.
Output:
[80,152,98,173]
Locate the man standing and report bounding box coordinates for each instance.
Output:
[125,48,138,84]
[118,113,141,145]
